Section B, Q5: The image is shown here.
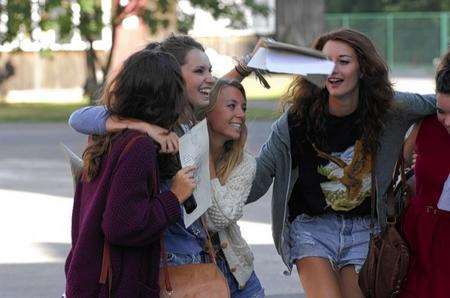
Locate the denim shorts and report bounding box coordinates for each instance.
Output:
[289,213,379,273]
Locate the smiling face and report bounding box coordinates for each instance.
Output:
[437,92,450,134]
[207,86,246,143]
[323,40,361,102]
[181,49,215,109]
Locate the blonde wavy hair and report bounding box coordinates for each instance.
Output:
[198,79,248,184]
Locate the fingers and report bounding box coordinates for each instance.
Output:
[171,166,197,203]
[158,132,179,154]
[181,166,197,182]
[181,165,196,175]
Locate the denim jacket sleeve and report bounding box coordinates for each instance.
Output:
[68,105,110,135]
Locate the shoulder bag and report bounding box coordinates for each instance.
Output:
[159,217,230,298]
[358,153,411,298]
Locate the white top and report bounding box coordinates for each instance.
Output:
[204,152,257,288]
[437,175,450,211]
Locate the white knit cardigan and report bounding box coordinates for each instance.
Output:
[204,152,257,289]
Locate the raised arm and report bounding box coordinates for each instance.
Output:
[222,39,265,83]
[205,154,256,232]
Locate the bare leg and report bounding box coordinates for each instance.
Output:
[296,257,342,298]
[338,265,364,298]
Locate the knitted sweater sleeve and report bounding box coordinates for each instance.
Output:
[101,136,181,246]
[205,153,256,232]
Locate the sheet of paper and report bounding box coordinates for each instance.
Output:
[437,175,450,211]
[60,143,83,190]
[248,46,335,87]
[178,119,212,227]
[248,47,268,69]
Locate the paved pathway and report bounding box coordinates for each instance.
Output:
[0,121,305,298]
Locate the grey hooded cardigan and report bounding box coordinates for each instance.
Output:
[247,91,436,272]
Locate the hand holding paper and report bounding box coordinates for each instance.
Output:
[178,119,212,227]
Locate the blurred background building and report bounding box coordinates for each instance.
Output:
[0,0,449,103]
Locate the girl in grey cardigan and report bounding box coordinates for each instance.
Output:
[247,28,436,298]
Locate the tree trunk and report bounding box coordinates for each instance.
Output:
[84,41,101,104]
[275,0,325,46]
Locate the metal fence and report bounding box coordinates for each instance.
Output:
[326,12,450,72]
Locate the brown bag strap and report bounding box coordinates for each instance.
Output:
[386,145,407,223]
[99,241,113,294]
[369,155,377,235]
[99,134,146,294]
[201,217,218,264]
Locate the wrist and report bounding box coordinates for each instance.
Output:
[234,54,252,77]
[170,187,182,203]
[106,116,127,132]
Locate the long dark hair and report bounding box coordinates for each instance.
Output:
[147,34,205,65]
[283,28,393,155]
[436,51,450,94]
[82,49,186,181]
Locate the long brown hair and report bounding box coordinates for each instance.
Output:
[436,50,450,94]
[198,79,248,184]
[82,49,186,181]
[283,28,393,155]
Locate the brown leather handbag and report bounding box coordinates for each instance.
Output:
[358,155,411,298]
[159,218,230,298]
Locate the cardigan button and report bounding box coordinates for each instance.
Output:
[230,267,237,273]
[221,242,228,249]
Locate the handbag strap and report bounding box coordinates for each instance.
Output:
[201,217,218,264]
[370,145,408,232]
[160,216,218,293]
[99,134,146,294]
[369,155,377,235]
[386,146,407,224]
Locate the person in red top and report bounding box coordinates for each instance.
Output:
[64,49,196,297]
[400,51,450,298]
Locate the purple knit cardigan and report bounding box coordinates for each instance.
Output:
[65,130,181,297]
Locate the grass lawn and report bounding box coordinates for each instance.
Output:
[246,107,282,121]
[243,74,293,101]
[1,74,438,123]
[0,101,281,123]
[0,75,293,122]
[0,103,86,123]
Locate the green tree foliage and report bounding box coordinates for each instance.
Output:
[0,0,268,101]
[326,0,450,13]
